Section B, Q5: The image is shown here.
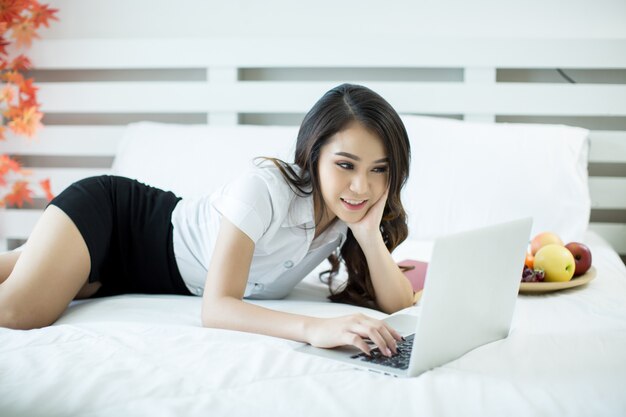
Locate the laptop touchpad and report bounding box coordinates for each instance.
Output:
[384,314,418,335]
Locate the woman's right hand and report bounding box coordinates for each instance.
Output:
[304,313,402,357]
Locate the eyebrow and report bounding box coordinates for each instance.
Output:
[334,152,389,164]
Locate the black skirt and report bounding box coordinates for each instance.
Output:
[49,175,192,297]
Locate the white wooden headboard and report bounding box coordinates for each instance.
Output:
[2,38,626,263]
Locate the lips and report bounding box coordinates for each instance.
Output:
[340,197,368,211]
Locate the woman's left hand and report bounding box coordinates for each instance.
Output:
[346,187,389,246]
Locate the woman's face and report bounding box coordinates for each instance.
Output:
[316,122,389,226]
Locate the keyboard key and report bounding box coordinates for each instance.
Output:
[352,334,414,370]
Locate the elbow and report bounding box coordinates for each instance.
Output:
[200,296,239,328]
[201,304,223,328]
[380,293,415,315]
[200,297,218,328]
[202,311,226,329]
[201,313,214,328]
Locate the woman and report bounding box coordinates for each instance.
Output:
[0,83,413,358]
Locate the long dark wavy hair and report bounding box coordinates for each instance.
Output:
[265,83,411,310]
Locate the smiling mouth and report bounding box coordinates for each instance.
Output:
[340,198,368,210]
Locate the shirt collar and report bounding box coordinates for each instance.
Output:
[326,219,348,247]
[283,192,315,227]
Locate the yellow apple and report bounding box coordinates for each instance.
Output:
[533,244,575,282]
[530,232,564,255]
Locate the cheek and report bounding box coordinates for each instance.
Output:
[373,174,389,195]
[319,165,345,189]
[319,173,342,200]
[317,167,335,199]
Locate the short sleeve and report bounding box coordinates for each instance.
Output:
[211,172,273,243]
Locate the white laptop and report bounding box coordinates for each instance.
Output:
[297,217,533,377]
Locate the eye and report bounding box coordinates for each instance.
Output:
[336,162,354,170]
[372,166,388,174]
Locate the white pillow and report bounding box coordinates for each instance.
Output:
[400,115,591,243]
[112,122,298,198]
[113,118,591,244]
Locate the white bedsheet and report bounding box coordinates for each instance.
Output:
[1,231,626,417]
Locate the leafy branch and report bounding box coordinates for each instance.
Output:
[0,0,58,207]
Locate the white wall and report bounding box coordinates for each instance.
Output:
[41,0,626,40]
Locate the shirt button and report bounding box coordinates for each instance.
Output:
[283,260,294,269]
[194,287,203,296]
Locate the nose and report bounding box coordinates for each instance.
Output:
[349,172,369,195]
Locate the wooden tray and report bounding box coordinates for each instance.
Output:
[519,266,596,294]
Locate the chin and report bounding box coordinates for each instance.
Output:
[335,206,368,223]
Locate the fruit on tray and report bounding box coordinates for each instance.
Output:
[521,232,593,283]
[534,244,576,282]
[524,252,535,269]
[530,231,563,255]
[564,242,593,276]
[521,266,545,282]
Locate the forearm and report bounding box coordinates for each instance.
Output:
[203,295,404,356]
[202,296,318,343]
[359,236,414,314]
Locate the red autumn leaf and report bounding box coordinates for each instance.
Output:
[0,153,22,174]
[10,54,31,71]
[0,0,25,25]
[8,105,42,137]
[3,70,24,85]
[29,3,58,28]
[18,76,37,98]
[10,19,39,48]
[0,84,15,103]
[0,37,10,55]
[3,104,22,120]
[4,180,34,208]
[17,77,39,107]
[0,154,23,185]
[40,178,53,200]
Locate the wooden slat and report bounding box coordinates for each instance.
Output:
[3,127,125,156]
[36,82,626,116]
[26,39,626,69]
[463,67,496,123]
[589,178,626,209]
[25,168,112,197]
[588,223,626,254]
[588,131,626,163]
[590,209,626,224]
[4,127,624,161]
[2,37,624,261]
[0,209,40,239]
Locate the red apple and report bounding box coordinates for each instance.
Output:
[565,242,592,276]
[530,232,563,255]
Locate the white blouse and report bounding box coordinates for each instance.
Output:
[170,163,348,298]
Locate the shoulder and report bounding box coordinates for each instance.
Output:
[212,161,305,242]
[229,160,300,201]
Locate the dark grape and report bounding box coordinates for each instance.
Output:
[521,267,546,282]
[521,266,534,282]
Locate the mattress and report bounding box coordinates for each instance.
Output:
[1,230,625,417]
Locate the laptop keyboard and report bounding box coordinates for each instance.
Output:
[350,334,415,370]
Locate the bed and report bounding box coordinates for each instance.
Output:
[1,233,625,416]
[1,37,626,416]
